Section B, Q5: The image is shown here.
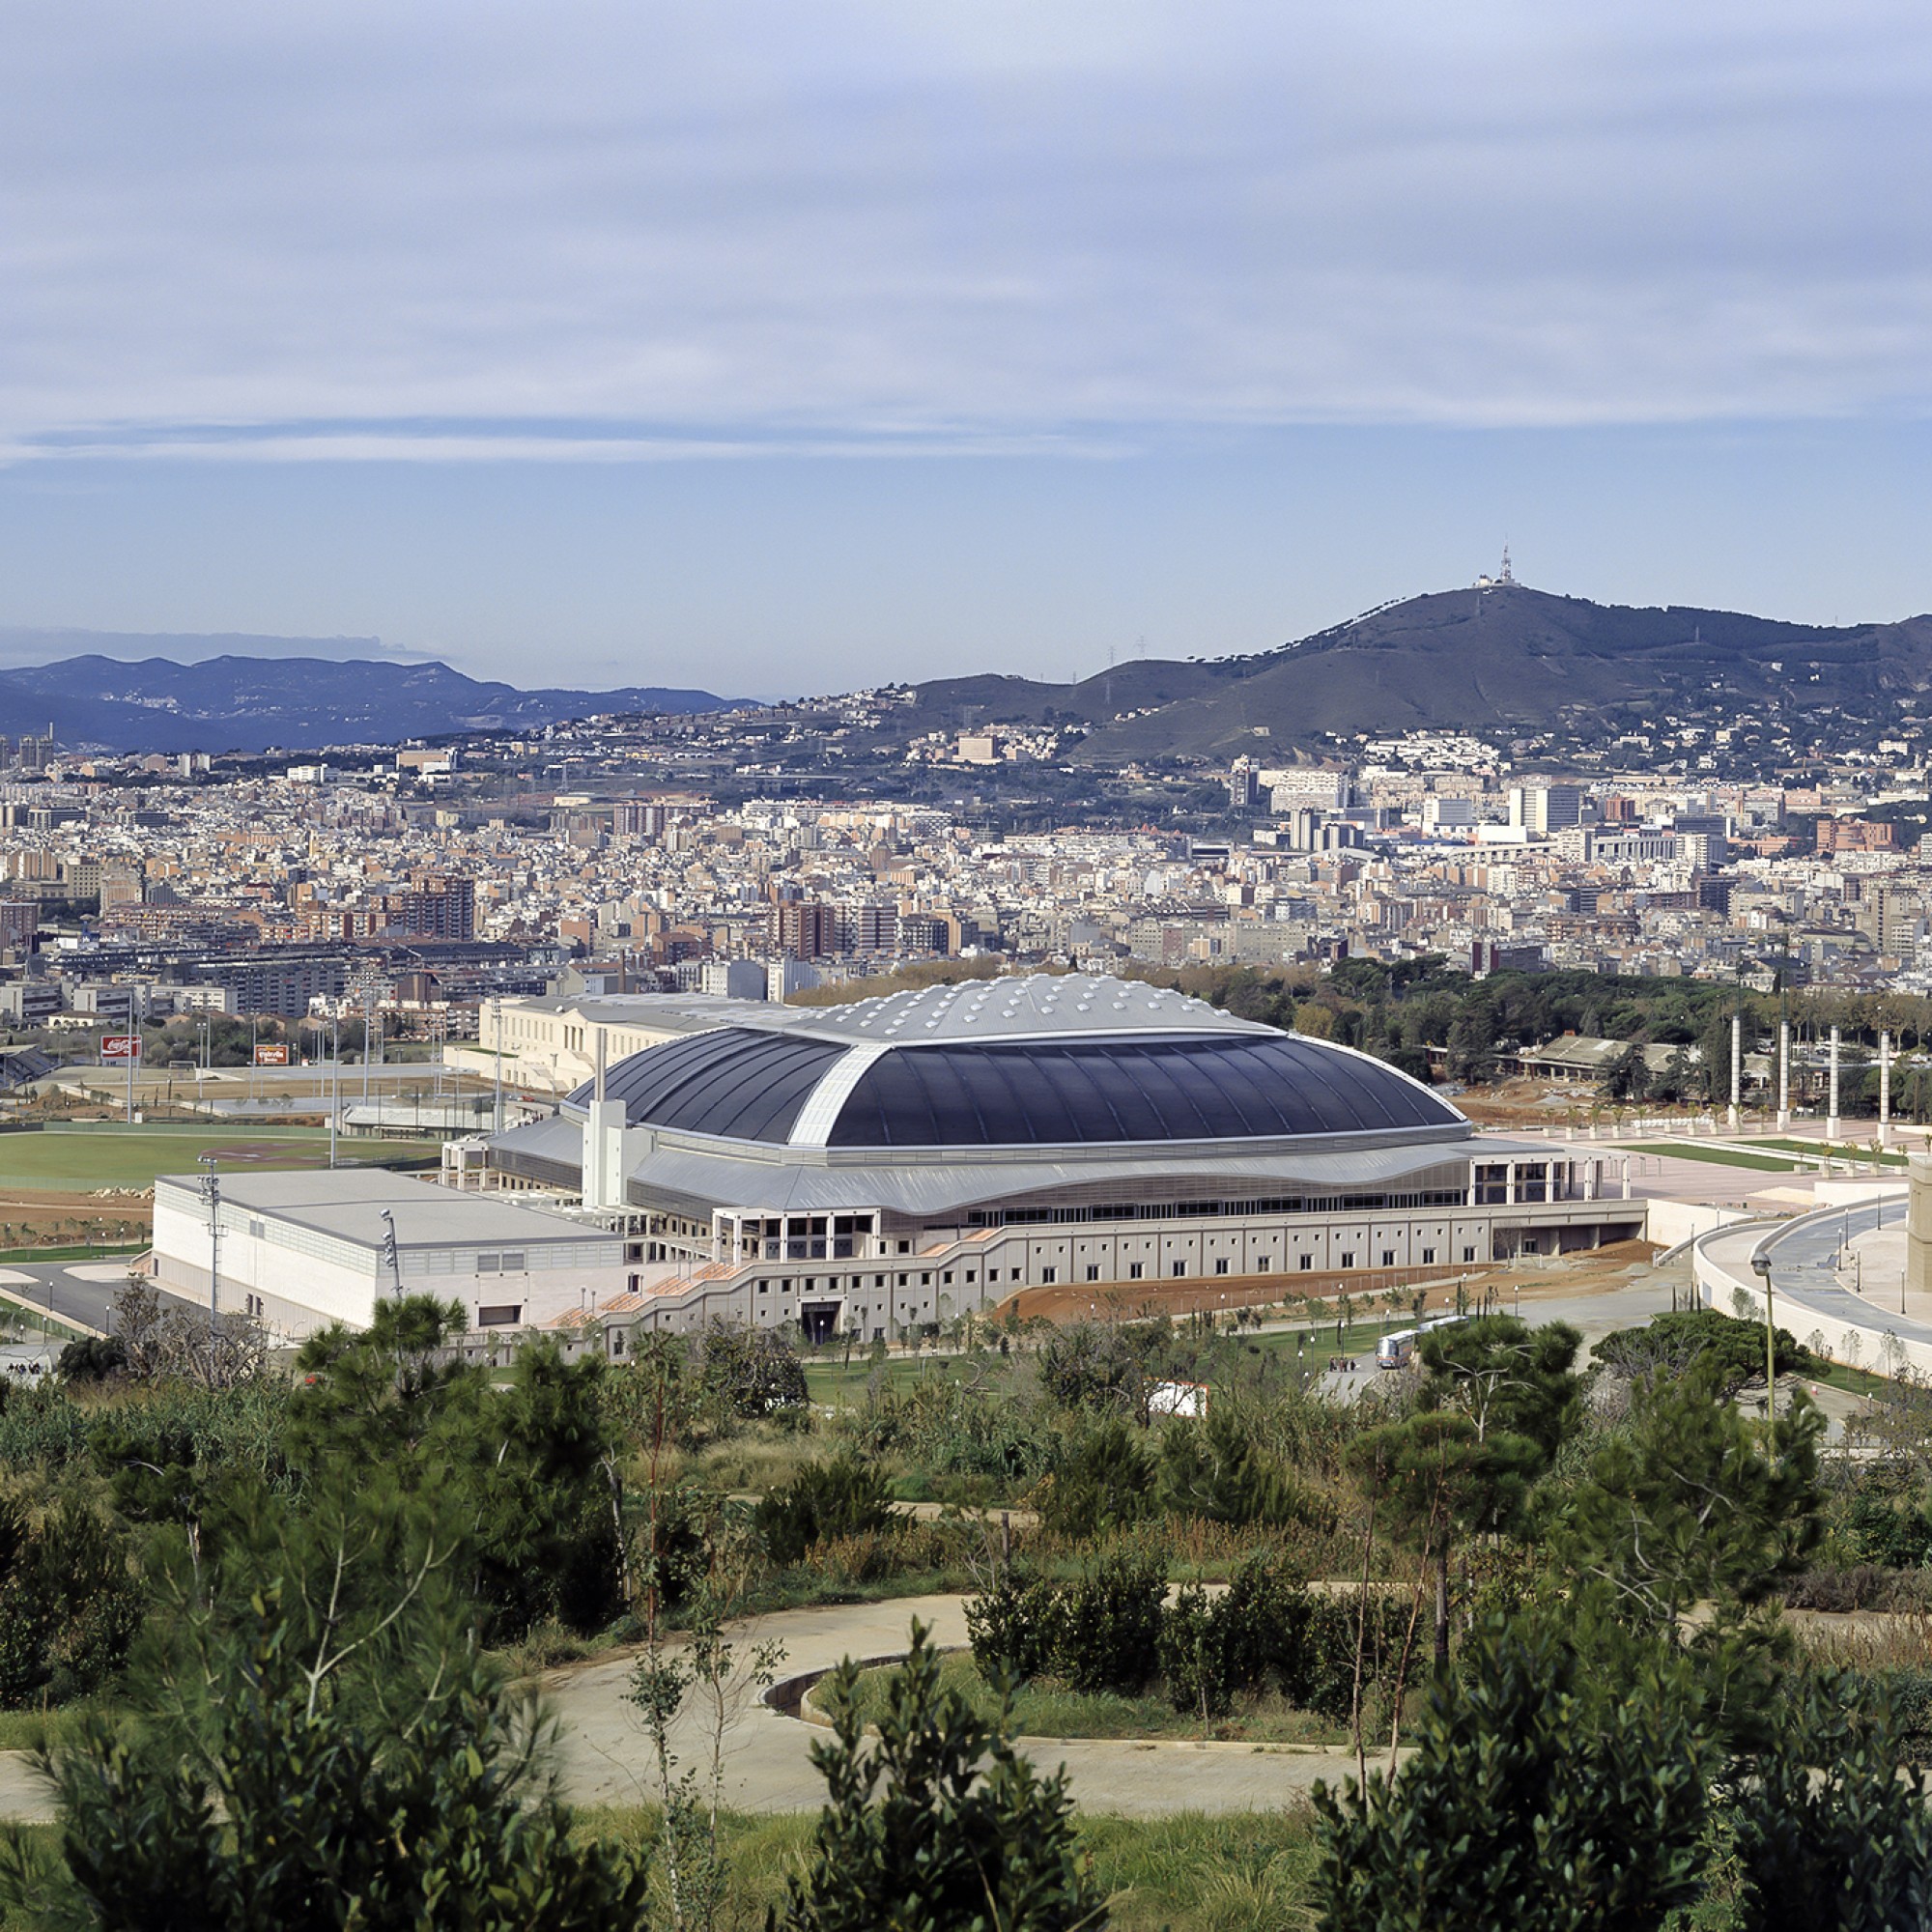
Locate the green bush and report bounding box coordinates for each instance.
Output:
[1038,1418,1155,1539]
[1056,1555,1164,1695]
[56,1336,127,1383]
[1159,1557,1407,1724]
[965,1556,1161,1695]
[1728,1669,1932,1931]
[773,1621,1107,1931]
[1846,1491,1932,1570]
[0,1495,145,1707]
[696,1321,808,1419]
[1157,1406,1305,1527]
[1312,1616,1714,1930]
[755,1457,899,1566]
[965,1571,1065,1682]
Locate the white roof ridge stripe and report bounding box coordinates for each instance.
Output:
[787,1040,895,1148]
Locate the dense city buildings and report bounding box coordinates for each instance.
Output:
[2,675,1932,1054]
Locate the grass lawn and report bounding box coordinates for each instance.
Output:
[802,1318,1408,1412]
[1803,1361,1895,1399]
[1626,1142,1802,1173]
[1747,1137,1909,1167]
[824,1650,1358,1749]
[0,1125,432,1193]
[577,1804,1321,1932]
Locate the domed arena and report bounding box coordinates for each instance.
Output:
[486,974,1640,1340]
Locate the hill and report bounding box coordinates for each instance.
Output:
[0,653,742,753]
[903,584,1932,760]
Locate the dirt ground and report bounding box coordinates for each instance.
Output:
[0,1190,149,1248]
[996,1237,1661,1326]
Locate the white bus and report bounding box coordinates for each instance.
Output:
[1376,1312,1469,1370]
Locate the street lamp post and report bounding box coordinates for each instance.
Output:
[1750,1250,1776,1427]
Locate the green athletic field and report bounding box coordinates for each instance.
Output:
[0,1125,433,1193]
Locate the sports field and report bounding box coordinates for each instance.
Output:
[0,1125,432,1193]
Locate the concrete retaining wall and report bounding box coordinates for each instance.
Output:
[1693,1203,1932,1379]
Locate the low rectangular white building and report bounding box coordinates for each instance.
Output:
[152,1171,627,1342]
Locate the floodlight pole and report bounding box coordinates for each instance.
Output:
[380,1208,402,1298]
[198,1153,220,1380]
[492,994,504,1136]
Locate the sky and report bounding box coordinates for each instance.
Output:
[4,1,1932,694]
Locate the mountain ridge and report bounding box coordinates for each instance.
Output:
[905,583,1932,759]
[0,653,742,753]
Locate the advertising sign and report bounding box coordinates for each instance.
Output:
[254,1043,291,1065]
[100,1034,142,1063]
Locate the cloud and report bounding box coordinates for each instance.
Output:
[4,0,1931,460]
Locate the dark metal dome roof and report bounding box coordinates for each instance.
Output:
[567,1016,1462,1151]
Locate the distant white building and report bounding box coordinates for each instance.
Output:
[1421,796,1478,834]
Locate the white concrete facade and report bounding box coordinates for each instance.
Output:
[152,1172,628,1342]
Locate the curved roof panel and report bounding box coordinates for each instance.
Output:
[825,1035,1459,1148]
[558,976,1463,1153]
[569,1028,848,1144]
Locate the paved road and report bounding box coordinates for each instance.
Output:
[0,1259,202,1345]
[545,1592,1382,1818]
[1752,1197,1932,1349]
[0,1592,1393,1826]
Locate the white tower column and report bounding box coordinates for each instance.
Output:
[1881,1031,1892,1148]
[1776,1018,1790,1131]
[1827,1025,1842,1145]
[1728,1012,1742,1131]
[580,1029,626,1212]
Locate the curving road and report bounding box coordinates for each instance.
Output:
[544,1591,1381,1817]
[0,1592,1389,1825]
[1710,1196,1930,1350]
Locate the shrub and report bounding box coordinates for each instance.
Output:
[1728,1669,1932,1930]
[1782,1563,1898,1613]
[56,1336,127,1383]
[966,1572,1066,1683]
[1156,1406,1305,1528]
[1056,1555,1164,1695]
[965,1555,1162,1695]
[773,1621,1107,1932]
[1845,1492,1932,1570]
[1037,1419,1155,1539]
[1159,1582,1240,1719]
[0,1495,145,1707]
[696,1321,808,1419]
[1158,1558,1405,1725]
[755,1458,898,1567]
[1313,1617,1714,1930]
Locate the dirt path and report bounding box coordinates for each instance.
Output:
[541,1591,1378,1817]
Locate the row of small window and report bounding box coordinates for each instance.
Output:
[967,1190,1468,1229]
[743,1238,1486,1298]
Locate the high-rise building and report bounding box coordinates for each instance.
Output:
[1507,784,1582,835]
[383,874,475,941]
[769,900,835,958]
[847,903,899,953]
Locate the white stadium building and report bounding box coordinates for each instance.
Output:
[152,975,1643,1348]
